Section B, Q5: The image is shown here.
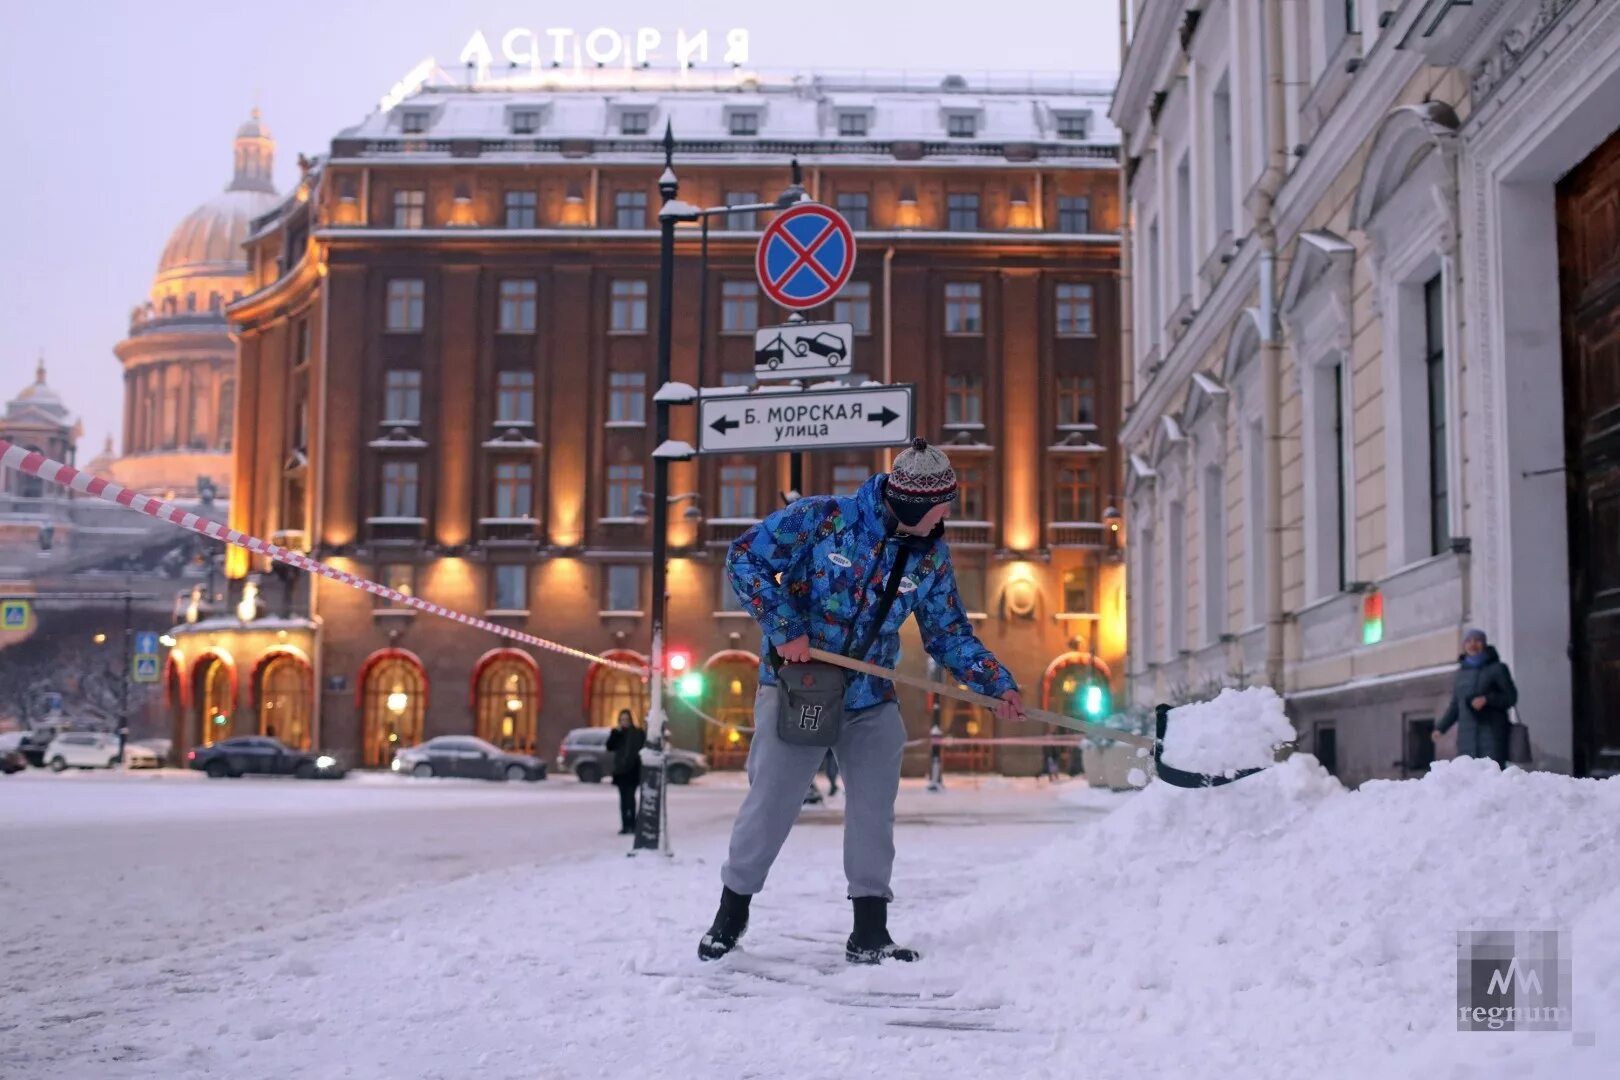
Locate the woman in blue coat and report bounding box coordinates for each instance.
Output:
[1433,628,1519,767]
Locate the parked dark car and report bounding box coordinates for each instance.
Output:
[187,736,346,779]
[0,732,26,775]
[391,736,547,782]
[18,727,62,768]
[556,727,709,784]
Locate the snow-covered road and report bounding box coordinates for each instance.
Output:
[0,770,1106,1079]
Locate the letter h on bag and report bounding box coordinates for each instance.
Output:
[798,704,823,731]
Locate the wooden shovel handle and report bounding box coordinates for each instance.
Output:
[805,647,1154,750]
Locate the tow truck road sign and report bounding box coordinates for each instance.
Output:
[698,384,914,455]
[753,321,854,380]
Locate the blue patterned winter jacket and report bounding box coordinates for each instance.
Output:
[726,473,1017,711]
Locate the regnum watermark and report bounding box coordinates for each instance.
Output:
[1457,929,1572,1032]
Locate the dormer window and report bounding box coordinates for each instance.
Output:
[946,114,977,138]
[729,111,761,136]
[1055,112,1089,139]
[838,112,868,137]
[401,110,430,134]
[620,110,650,136]
[510,110,541,135]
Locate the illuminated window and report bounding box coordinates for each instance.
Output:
[504,191,537,228]
[944,282,982,334]
[719,464,758,519]
[385,279,424,332]
[380,461,419,518]
[393,189,425,229]
[378,563,414,608]
[1055,464,1099,522]
[944,374,983,427]
[614,191,647,229]
[721,281,759,333]
[608,371,646,424]
[496,371,534,425]
[610,279,648,332]
[1056,375,1096,426]
[1062,567,1096,613]
[834,281,871,335]
[498,280,538,334]
[1056,283,1095,336]
[605,465,642,518]
[383,370,422,424]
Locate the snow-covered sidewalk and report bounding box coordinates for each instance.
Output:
[2,755,1615,1079]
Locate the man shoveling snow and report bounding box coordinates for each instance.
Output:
[700,439,1025,965]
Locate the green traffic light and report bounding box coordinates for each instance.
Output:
[1082,684,1106,718]
[677,672,705,699]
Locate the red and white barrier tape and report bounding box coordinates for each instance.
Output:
[0,439,646,677]
[903,734,1091,748]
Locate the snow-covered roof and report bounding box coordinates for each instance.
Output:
[331,68,1119,167]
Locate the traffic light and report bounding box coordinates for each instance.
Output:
[666,651,703,699]
[677,671,705,699]
[1081,682,1108,719]
[668,651,690,675]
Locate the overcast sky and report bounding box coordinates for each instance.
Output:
[0,0,1119,455]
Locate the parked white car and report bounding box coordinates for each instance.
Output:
[123,742,162,769]
[45,732,121,771]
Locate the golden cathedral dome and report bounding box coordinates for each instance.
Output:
[149,109,280,308]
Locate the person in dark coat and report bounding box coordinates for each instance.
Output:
[1433,628,1518,767]
[605,709,646,834]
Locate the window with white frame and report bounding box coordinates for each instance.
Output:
[719,463,757,519]
[944,282,982,335]
[1424,275,1449,556]
[1146,219,1162,351]
[1246,418,1265,627]
[492,461,532,518]
[721,281,759,333]
[1211,73,1235,242]
[604,564,640,611]
[1175,153,1194,304]
[380,460,419,517]
[1138,524,1157,664]
[605,464,642,518]
[944,374,983,427]
[608,371,646,425]
[498,280,538,333]
[496,370,534,425]
[383,369,422,424]
[491,564,528,611]
[834,280,872,335]
[393,189,425,229]
[610,279,648,332]
[386,279,424,332]
[1056,283,1095,336]
[1202,464,1226,645]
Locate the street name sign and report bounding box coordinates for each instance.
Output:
[753,321,854,380]
[755,203,856,309]
[698,384,914,455]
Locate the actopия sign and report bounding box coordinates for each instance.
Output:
[460,27,750,71]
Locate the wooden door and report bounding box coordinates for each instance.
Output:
[1556,126,1620,777]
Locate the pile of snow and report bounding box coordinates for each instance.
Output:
[1161,685,1295,774]
[911,756,1620,1077]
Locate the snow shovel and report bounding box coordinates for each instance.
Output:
[807,649,1277,789]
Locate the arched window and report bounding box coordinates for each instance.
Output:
[585,651,647,730]
[472,650,540,753]
[702,651,758,769]
[191,652,237,747]
[360,650,427,766]
[257,652,312,749]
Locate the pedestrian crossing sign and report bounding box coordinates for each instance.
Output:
[1,599,31,632]
[133,655,161,684]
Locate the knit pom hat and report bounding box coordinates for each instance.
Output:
[885,438,957,526]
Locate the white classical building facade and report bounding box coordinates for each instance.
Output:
[1114,0,1619,782]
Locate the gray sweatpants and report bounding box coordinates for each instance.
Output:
[721,687,907,899]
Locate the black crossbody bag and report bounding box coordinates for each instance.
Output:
[774,546,912,749]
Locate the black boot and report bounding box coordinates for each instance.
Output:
[698,886,751,961]
[846,896,920,964]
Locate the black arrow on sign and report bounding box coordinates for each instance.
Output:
[868,407,900,426]
[710,415,740,435]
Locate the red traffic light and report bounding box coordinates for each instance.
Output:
[668,651,691,674]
